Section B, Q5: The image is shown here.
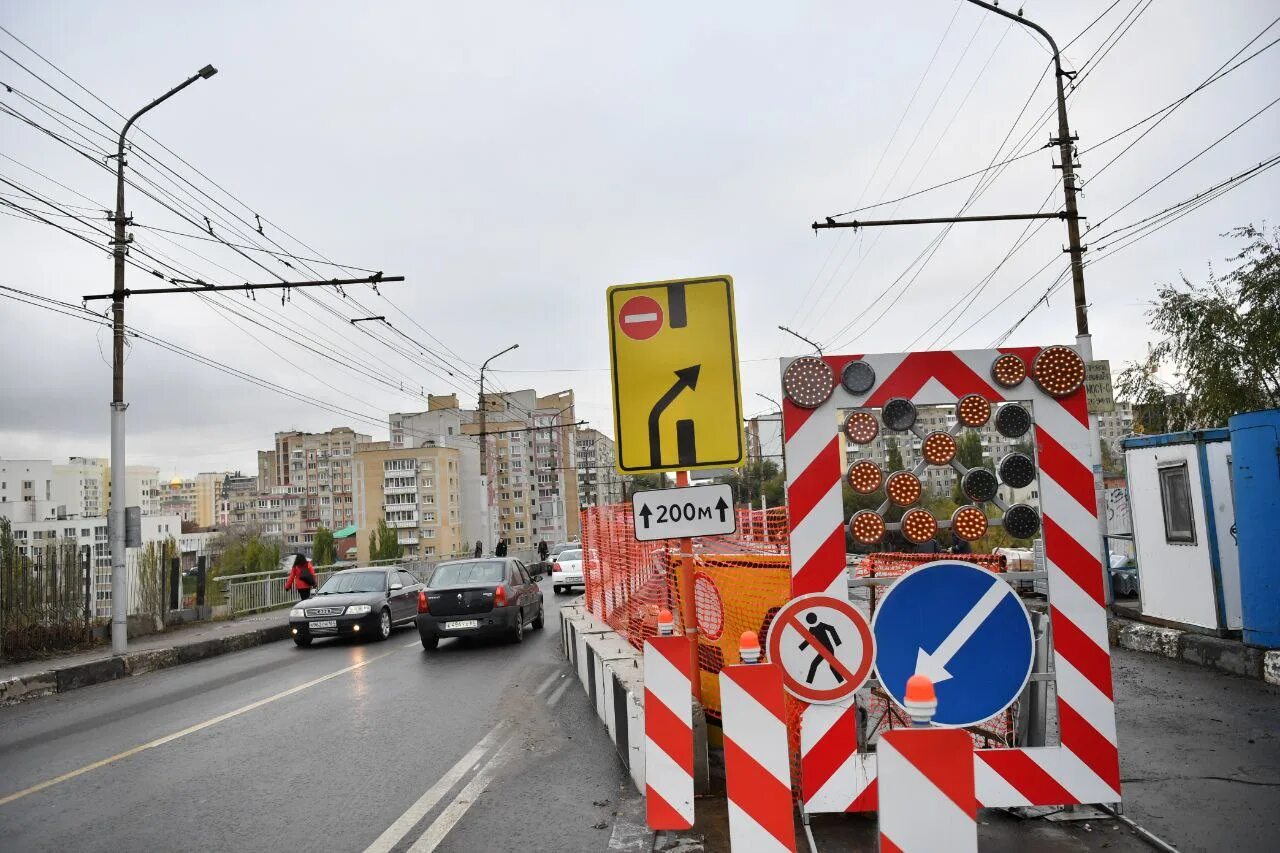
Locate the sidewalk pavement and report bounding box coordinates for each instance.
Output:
[1109,609,1280,685]
[0,606,293,704]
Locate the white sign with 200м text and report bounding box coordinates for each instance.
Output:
[631,483,736,541]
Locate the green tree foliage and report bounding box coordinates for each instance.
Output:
[1,520,87,660]
[371,519,402,562]
[885,437,904,472]
[1117,225,1280,431]
[723,460,785,507]
[210,526,281,582]
[312,526,335,567]
[136,535,178,623]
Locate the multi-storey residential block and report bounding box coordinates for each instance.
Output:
[257,427,371,545]
[576,428,623,506]
[352,441,463,561]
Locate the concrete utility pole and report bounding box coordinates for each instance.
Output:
[108,64,217,655]
[478,344,518,551]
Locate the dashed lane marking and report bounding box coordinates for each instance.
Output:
[362,722,510,853]
[405,736,519,852]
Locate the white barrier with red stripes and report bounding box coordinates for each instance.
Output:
[878,727,977,853]
[720,662,797,852]
[781,347,1121,812]
[644,635,695,829]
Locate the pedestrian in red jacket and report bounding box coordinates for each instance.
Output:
[285,553,317,600]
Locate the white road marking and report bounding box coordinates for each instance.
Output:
[623,312,659,324]
[0,646,401,807]
[547,680,571,706]
[608,817,653,851]
[404,639,422,648]
[405,736,519,852]
[362,722,510,853]
[534,671,559,696]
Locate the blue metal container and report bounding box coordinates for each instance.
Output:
[1228,408,1280,648]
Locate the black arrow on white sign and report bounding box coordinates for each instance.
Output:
[715,497,729,523]
[639,504,653,529]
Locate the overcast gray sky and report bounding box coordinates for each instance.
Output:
[2,0,1277,477]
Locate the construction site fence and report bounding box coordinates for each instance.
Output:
[582,505,1041,797]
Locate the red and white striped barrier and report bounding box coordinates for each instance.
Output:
[720,658,796,852]
[781,348,1121,812]
[878,726,976,852]
[644,634,695,829]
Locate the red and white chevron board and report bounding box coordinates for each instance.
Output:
[878,728,976,853]
[720,662,797,852]
[644,635,695,829]
[781,348,1121,812]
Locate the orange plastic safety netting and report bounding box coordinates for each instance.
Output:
[581,504,793,722]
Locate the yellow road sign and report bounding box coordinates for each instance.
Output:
[607,275,744,473]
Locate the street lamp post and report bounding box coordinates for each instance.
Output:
[477,343,518,553]
[109,65,217,655]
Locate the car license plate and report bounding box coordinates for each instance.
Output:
[309,620,337,629]
[444,620,479,630]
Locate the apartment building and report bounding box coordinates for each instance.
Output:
[158,476,198,523]
[52,457,104,518]
[576,428,623,507]
[258,427,371,545]
[1,459,158,520]
[390,388,581,554]
[352,441,464,561]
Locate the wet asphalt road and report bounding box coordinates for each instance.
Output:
[0,578,645,852]
[4,576,1277,852]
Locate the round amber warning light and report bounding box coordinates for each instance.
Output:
[900,508,938,545]
[841,360,876,395]
[882,397,918,431]
[886,471,922,507]
[956,394,992,428]
[922,431,958,466]
[951,505,989,542]
[995,403,1032,439]
[962,467,999,504]
[999,452,1037,489]
[849,510,886,546]
[846,460,884,495]
[991,353,1027,389]
[1002,503,1041,539]
[844,411,880,445]
[1032,345,1086,398]
[783,357,835,409]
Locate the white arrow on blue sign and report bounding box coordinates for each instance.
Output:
[871,560,1034,728]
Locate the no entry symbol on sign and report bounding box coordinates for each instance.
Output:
[619,295,664,340]
[767,593,874,704]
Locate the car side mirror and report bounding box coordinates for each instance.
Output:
[390,582,404,592]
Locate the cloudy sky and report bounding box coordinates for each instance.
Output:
[2,0,1277,477]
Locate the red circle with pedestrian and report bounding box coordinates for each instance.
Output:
[618,295,664,340]
[766,593,875,704]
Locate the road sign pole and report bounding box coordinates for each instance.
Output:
[674,470,702,703]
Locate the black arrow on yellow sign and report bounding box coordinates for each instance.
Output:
[648,364,700,468]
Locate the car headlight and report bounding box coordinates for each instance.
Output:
[290,608,304,619]
[345,604,372,615]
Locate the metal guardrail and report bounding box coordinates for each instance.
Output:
[218,556,471,616]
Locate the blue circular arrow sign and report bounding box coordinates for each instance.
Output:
[872,560,1034,728]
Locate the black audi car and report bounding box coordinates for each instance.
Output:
[289,566,424,646]
[416,558,544,649]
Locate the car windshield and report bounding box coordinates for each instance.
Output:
[559,549,583,561]
[430,561,505,587]
[316,571,385,595]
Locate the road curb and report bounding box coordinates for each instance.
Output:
[1108,614,1280,685]
[0,622,292,705]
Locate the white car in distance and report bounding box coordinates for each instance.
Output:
[551,547,584,594]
